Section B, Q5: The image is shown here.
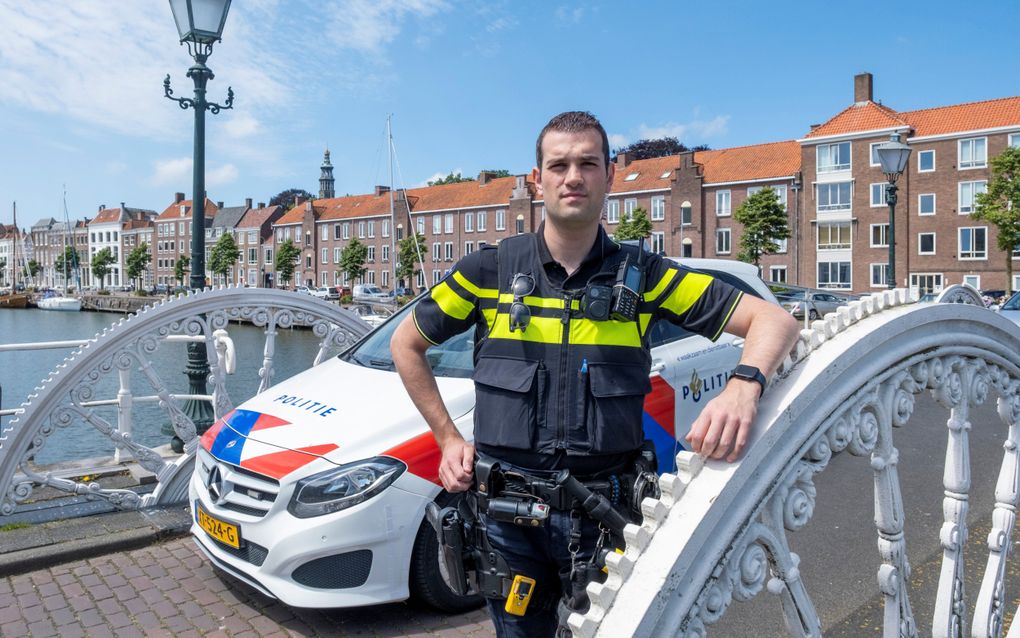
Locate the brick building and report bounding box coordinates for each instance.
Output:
[153,194,219,287]
[234,202,284,287]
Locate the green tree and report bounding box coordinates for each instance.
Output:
[973,146,1020,295]
[174,255,189,288]
[396,232,427,292]
[27,259,41,280]
[612,137,710,161]
[208,232,240,285]
[268,188,314,210]
[53,246,77,282]
[274,239,300,286]
[90,248,115,291]
[126,243,151,290]
[0,258,6,285]
[613,207,653,241]
[340,238,368,284]
[428,172,475,186]
[733,186,790,267]
[480,169,512,178]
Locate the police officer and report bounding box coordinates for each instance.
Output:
[392,111,800,637]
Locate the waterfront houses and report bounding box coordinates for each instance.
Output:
[153,194,218,287]
[234,202,284,288]
[87,204,156,289]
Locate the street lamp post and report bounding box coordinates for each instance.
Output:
[876,133,912,289]
[163,0,234,450]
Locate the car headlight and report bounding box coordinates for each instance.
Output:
[287,456,406,518]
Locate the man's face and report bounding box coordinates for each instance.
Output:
[532,129,615,230]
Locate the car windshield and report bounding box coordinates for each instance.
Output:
[339,297,474,378]
[1002,293,1020,311]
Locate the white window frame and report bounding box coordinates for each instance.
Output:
[358,222,366,238]
[248,248,257,263]
[342,222,350,239]
[432,242,441,262]
[433,215,442,235]
[417,217,426,235]
[477,211,487,232]
[606,199,620,224]
[650,231,664,254]
[433,269,442,285]
[870,263,889,288]
[818,222,852,250]
[918,232,936,255]
[918,149,935,173]
[444,214,454,234]
[959,180,987,215]
[464,212,474,233]
[776,238,788,254]
[869,142,882,167]
[918,193,936,216]
[496,209,506,231]
[870,183,886,208]
[382,220,390,237]
[321,248,328,264]
[334,247,341,263]
[382,269,389,288]
[321,271,328,286]
[1010,133,1020,148]
[464,241,474,255]
[715,190,731,217]
[870,223,889,248]
[958,226,987,260]
[321,225,328,241]
[444,241,454,261]
[715,228,731,255]
[818,261,852,290]
[624,198,638,219]
[963,275,981,290]
[650,196,665,221]
[769,266,787,284]
[366,246,375,263]
[958,137,987,170]
[367,270,376,285]
[382,244,390,263]
[816,141,851,173]
[368,221,375,238]
[818,182,852,212]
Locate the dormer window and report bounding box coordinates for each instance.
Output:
[624,173,639,181]
[179,205,186,216]
[660,171,671,179]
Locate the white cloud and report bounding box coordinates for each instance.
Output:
[150,158,193,186]
[223,113,260,139]
[207,164,240,186]
[420,168,464,187]
[637,116,730,141]
[324,0,450,54]
[608,133,628,148]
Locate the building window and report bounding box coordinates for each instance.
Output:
[776,238,788,254]
[715,190,731,216]
[870,224,889,248]
[433,216,442,235]
[477,211,487,231]
[516,216,525,234]
[963,275,981,289]
[496,209,506,231]
[305,254,312,268]
[415,217,424,235]
[444,241,454,261]
[651,196,665,221]
[248,248,257,263]
[382,244,390,262]
[651,231,664,254]
[918,150,935,172]
[817,141,851,173]
[321,248,328,264]
[382,220,390,237]
[715,228,731,255]
[321,271,328,286]
[432,242,440,262]
[624,198,638,218]
[265,248,272,263]
[464,241,474,255]
[368,221,375,238]
[959,137,987,169]
[870,263,889,288]
[179,222,185,235]
[869,142,883,167]
[358,222,366,238]
[959,227,987,260]
[444,214,454,234]
[321,225,328,241]
[606,199,620,224]
[417,270,425,289]
[818,261,851,289]
[769,266,787,283]
[464,212,474,232]
[382,269,389,287]
[433,269,442,285]
[959,181,987,214]
[334,247,341,263]
[341,222,350,240]
[333,224,342,240]
[918,232,936,255]
[870,183,887,207]
[1010,133,1020,148]
[919,193,936,216]
[818,222,852,250]
[818,182,852,212]
[367,270,376,284]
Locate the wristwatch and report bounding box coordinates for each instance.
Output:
[730,364,767,397]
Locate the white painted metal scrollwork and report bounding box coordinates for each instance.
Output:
[577,290,1020,638]
[0,287,371,517]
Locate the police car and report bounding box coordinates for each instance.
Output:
[189,258,778,611]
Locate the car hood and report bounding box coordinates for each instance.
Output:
[199,357,474,482]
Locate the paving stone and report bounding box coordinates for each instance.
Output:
[86,625,115,638]
[49,606,77,627]
[78,608,104,628]
[28,619,58,638]
[104,611,133,629]
[43,593,69,611]
[68,594,94,613]
[114,627,145,638]
[96,596,122,616]
[21,603,48,623]
[133,610,160,630]
[60,582,85,598]
[3,621,28,638]
[56,625,85,638]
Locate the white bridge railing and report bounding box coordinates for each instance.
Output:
[0,287,371,516]
[577,289,1020,637]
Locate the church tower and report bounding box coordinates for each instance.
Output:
[319,148,335,199]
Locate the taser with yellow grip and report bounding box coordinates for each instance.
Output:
[504,574,536,616]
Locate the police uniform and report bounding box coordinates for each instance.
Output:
[413,223,742,636]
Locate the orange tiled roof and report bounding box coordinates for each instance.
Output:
[804,101,908,139]
[91,208,124,224]
[611,156,679,194]
[236,205,282,228]
[405,176,523,212]
[694,140,801,184]
[901,95,1020,137]
[156,198,218,221]
[122,219,152,230]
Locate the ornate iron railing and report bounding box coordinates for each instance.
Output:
[0,287,370,517]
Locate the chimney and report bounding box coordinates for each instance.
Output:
[809,124,821,131]
[294,195,307,207]
[854,72,873,104]
[217,201,224,209]
[616,152,631,168]
[375,185,390,196]
[98,204,106,212]
[258,202,265,209]
[175,192,185,204]
[478,171,497,185]
[120,202,126,211]
[245,198,252,209]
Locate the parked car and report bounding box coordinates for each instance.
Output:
[189,259,778,612]
[776,290,846,319]
[310,287,339,300]
[294,286,311,295]
[393,286,416,297]
[996,291,1020,327]
[352,284,391,302]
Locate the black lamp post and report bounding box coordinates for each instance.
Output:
[163,0,234,450]
[876,133,912,289]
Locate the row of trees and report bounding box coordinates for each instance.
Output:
[271,231,428,290]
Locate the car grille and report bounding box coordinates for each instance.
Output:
[197,447,280,519]
[291,550,372,589]
[210,536,269,567]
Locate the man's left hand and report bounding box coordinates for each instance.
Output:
[685,379,761,462]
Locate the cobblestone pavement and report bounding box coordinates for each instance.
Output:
[0,536,495,637]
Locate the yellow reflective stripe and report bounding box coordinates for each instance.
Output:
[411,309,440,346]
[569,318,641,347]
[497,293,566,309]
[431,281,474,320]
[488,315,563,343]
[639,313,652,336]
[453,270,497,299]
[482,308,497,330]
[644,268,677,302]
[661,272,713,317]
[710,291,743,341]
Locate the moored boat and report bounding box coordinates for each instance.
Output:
[0,293,29,308]
[36,295,82,311]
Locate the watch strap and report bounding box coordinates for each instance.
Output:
[731,364,767,396]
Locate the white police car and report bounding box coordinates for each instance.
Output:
[189,258,777,611]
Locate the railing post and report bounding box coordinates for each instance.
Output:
[116,368,133,464]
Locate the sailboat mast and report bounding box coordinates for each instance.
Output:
[61,186,70,294]
[387,115,397,292]
[11,201,16,289]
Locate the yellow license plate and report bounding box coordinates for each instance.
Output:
[196,503,242,549]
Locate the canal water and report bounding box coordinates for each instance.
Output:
[0,307,330,464]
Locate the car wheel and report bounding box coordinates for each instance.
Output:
[409,492,484,613]
[808,309,819,320]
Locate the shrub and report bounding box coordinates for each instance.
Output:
[339,294,353,305]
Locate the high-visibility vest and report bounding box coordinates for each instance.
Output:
[472,233,650,456]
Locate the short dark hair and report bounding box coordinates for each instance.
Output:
[535,111,610,171]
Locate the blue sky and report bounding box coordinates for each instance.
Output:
[0,0,1017,226]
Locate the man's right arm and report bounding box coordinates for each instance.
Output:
[391,316,475,492]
